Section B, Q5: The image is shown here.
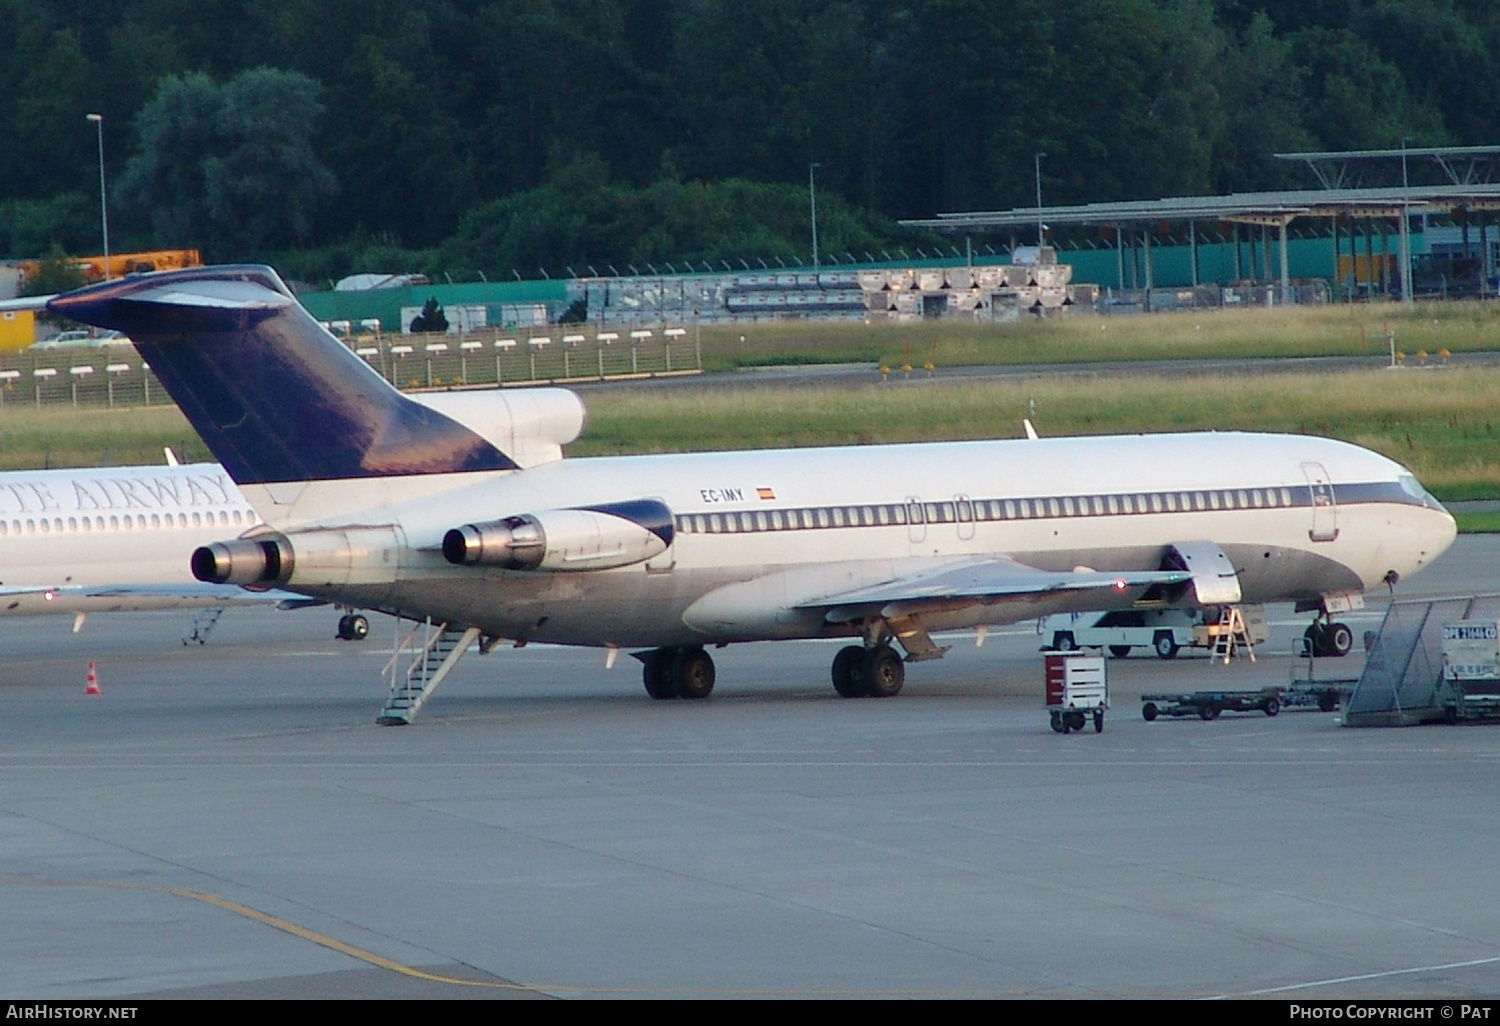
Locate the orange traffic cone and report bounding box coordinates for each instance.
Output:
[84,661,100,696]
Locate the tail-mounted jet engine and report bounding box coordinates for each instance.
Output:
[443,499,674,572]
[193,526,403,589]
[192,534,294,586]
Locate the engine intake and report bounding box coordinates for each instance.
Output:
[443,499,673,572]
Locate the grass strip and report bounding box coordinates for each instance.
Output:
[697,302,1500,371]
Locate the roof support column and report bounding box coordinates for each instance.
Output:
[1189,220,1199,288]
[1279,220,1290,304]
[1380,219,1391,297]
[1399,204,1414,303]
[1116,227,1124,289]
[1332,215,1342,302]
[1481,215,1490,299]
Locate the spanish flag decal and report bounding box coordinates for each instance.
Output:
[757,487,776,501]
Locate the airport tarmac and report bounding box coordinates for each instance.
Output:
[2,539,1498,999]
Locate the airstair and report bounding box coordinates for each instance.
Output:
[1344,593,1500,726]
[182,607,224,645]
[376,619,482,725]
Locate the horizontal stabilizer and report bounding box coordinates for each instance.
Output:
[48,266,518,484]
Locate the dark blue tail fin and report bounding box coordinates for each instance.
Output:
[49,266,517,484]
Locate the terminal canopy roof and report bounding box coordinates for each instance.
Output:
[902,182,1500,236]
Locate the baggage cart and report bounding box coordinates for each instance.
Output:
[1140,688,1283,721]
[1045,652,1107,733]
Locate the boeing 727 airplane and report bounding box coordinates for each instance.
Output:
[50,266,1456,717]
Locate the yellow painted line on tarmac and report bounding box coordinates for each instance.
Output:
[11,877,541,993]
[7,876,1086,997]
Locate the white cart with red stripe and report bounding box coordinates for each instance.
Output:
[1045,652,1108,734]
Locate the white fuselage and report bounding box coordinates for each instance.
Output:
[246,431,1456,648]
[0,463,265,614]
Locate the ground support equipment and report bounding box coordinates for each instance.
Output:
[1141,688,1283,721]
[1045,651,1108,734]
[1281,681,1354,712]
[1443,681,1500,723]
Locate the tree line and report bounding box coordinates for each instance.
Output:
[3,0,1497,284]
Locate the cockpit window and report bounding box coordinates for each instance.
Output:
[1399,473,1442,509]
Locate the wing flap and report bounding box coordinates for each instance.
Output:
[797,556,1190,622]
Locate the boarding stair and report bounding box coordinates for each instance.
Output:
[1344,593,1500,727]
[377,619,482,725]
[182,607,225,646]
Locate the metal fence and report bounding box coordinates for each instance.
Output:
[1096,282,1331,314]
[347,326,703,391]
[1,326,704,409]
[0,347,163,409]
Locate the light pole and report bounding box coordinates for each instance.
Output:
[86,113,110,280]
[809,162,821,272]
[1034,152,1047,249]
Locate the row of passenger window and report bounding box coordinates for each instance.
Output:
[0,507,259,537]
[674,487,1301,536]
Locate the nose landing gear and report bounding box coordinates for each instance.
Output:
[1304,619,1354,658]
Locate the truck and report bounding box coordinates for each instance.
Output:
[1041,605,1269,659]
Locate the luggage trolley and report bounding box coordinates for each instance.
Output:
[1045,651,1108,733]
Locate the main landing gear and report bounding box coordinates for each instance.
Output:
[337,612,370,641]
[1304,619,1354,658]
[639,646,716,700]
[830,643,906,698]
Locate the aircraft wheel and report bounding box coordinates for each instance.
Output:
[1153,632,1179,660]
[832,645,867,698]
[1109,645,1131,658]
[674,647,715,700]
[1325,622,1354,658]
[337,615,352,640]
[1142,702,1159,722]
[642,648,678,700]
[346,614,369,641]
[1051,631,1077,651]
[862,645,905,698]
[1304,623,1327,657]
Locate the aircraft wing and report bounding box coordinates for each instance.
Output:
[796,556,1191,623]
[0,582,301,614]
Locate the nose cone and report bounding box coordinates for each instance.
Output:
[1433,499,1458,556]
[1410,500,1458,578]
